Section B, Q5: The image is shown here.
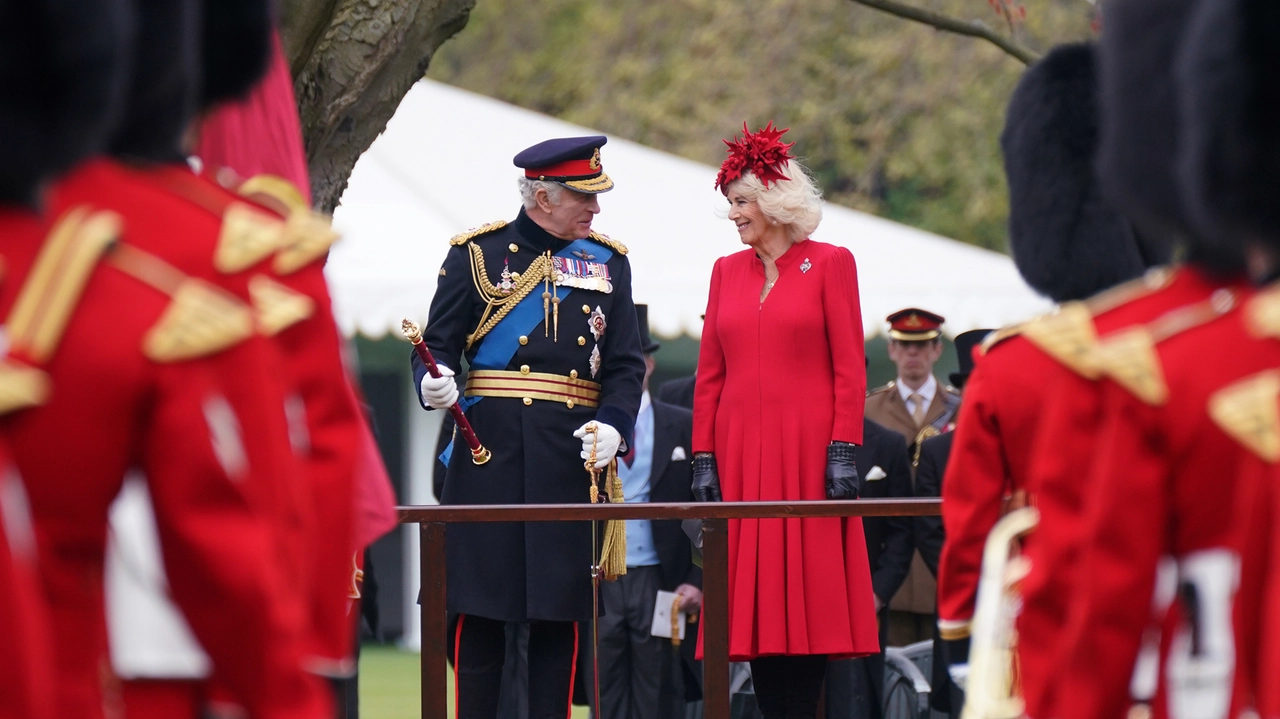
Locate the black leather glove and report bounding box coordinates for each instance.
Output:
[692,453,722,502]
[826,441,860,499]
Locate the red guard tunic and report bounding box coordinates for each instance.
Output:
[692,239,878,660]
[1053,282,1280,719]
[0,206,326,719]
[0,439,54,719]
[1014,266,1244,719]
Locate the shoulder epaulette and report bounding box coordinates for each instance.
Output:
[1093,327,1168,406]
[7,207,120,364]
[1082,266,1177,316]
[249,276,315,335]
[217,202,286,273]
[588,230,628,256]
[0,362,51,415]
[449,221,507,246]
[237,174,307,214]
[867,381,894,397]
[274,209,340,275]
[979,324,1023,355]
[1020,302,1101,379]
[1208,370,1280,462]
[1245,283,1280,339]
[107,244,255,362]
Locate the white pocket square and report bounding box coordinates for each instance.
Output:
[866,466,887,481]
[671,446,687,462]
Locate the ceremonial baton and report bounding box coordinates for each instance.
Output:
[401,319,491,465]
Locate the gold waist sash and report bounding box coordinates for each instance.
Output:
[464,369,601,408]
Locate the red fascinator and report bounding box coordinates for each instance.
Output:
[714,121,796,193]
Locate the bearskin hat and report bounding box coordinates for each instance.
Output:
[1002,43,1157,303]
[0,0,133,205]
[201,0,274,110]
[1177,0,1280,250]
[108,0,200,162]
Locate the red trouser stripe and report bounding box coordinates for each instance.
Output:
[566,622,579,719]
[454,614,465,719]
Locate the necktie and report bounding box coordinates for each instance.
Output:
[909,393,926,427]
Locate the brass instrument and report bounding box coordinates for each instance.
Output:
[960,506,1040,719]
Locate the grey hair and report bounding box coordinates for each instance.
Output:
[517,177,565,209]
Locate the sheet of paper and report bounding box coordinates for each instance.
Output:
[651,590,687,640]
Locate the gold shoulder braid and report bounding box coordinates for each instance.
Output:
[588,230,627,256]
[1093,327,1168,406]
[1083,266,1176,316]
[1208,370,1280,462]
[913,424,941,467]
[450,221,507,247]
[979,323,1024,355]
[1022,303,1101,379]
[465,243,554,349]
[1244,283,1280,339]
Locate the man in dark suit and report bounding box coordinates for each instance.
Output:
[915,329,989,717]
[583,305,700,719]
[825,410,915,718]
[657,373,695,410]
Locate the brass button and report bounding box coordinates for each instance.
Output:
[582,305,591,314]
[523,397,533,406]
[578,336,586,346]
[566,400,576,409]
[570,370,578,379]
[519,335,529,345]
[520,365,530,374]
[511,271,521,281]
[509,243,519,252]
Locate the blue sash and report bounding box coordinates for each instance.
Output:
[439,238,613,467]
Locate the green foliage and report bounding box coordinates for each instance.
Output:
[429,0,1094,251]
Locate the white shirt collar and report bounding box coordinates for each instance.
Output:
[896,374,937,406]
[638,390,651,416]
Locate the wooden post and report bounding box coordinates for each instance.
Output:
[701,517,730,719]
[420,522,448,719]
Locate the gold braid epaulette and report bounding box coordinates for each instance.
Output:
[588,231,627,256]
[450,221,507,246]
[979,324,1024,355]
[464,243,553,349]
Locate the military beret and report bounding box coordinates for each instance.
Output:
[514,135,614,193]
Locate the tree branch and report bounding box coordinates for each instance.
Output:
[846,0,1041,65]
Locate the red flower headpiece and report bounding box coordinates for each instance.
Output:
[714,121,796,193]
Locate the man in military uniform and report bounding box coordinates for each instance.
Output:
[864,308,960,646]
[413,136,645,719]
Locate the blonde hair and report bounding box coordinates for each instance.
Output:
[728,160,824,241]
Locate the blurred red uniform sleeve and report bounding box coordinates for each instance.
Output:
[692,258,725,454]
[822,246,864,445]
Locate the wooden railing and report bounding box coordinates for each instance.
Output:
[398,499,942,719]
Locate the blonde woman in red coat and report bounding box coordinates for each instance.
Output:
[691,124,879,719]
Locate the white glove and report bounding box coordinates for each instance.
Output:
[419,365,458,410]
[574,421,622,469]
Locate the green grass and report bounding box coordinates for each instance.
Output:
[358,644,590,718]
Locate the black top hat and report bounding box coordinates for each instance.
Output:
[949,329,993,389]
[635,304,660,355]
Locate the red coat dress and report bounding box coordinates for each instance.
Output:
[693,239,878,660]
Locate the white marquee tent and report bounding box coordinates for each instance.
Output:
[326,79,1051,341]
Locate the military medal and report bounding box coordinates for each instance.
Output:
[800,258,812,273]
[498,259,515,296]
[553,256,613,293]
[589,345,602,378]
[588,306,607,341]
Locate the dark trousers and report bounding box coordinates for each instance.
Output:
[825,609,888,719]
[447,614,578,719]
[594,565,686,719]
[750,655,829,719]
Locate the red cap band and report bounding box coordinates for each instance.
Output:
[524,157,600,180]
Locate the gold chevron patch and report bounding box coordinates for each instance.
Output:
[249,275,315,335]
[449,221,507,247]
[0,361,52,414]
[1021,302,1101,378]
[588,231,628,256]
[7,207,121,363]
[274,209,340,275]
[143,279,255,362]
[238,174,308,214]
[1094,327,1168,406]
[1208,370,1280,462]
[216,203,286,273]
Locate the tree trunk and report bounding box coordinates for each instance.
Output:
[280,0,477,212]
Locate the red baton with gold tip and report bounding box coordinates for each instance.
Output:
[401,319,491,465]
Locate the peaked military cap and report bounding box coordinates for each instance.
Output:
[886,308,945,341]
[514,135,614,193]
